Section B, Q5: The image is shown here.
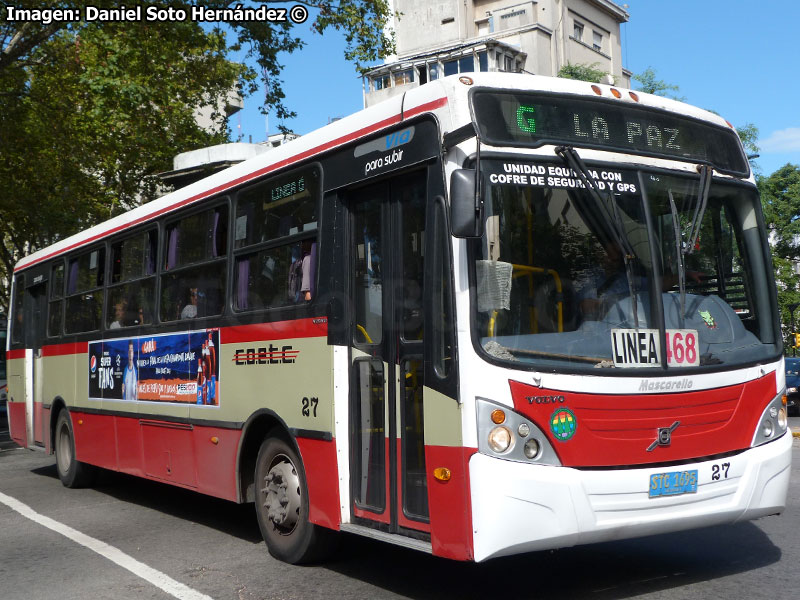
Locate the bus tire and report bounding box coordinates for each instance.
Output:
[254,435,336,564]
[54,410,95,488]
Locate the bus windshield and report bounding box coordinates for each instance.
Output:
[473,158,778,372]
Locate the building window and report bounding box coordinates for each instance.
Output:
[573,21,584,41]
[504,55,514,72]
[593,30,603,52]
[443,59,459,77]
[459,55,474,74]
[478,51,488,72]
[394,69,414,86]
[374,74,391,91]
[429,62,440,81]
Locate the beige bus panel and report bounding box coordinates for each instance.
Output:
[423,386,463,448]
[212,336,334,432]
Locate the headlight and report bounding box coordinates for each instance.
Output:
[523,438,541,459]
[751,391,789,447]
[787,387,797,394]
[476,398,561,465]
[488,426,513,453]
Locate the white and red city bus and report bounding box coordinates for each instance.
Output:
[6,73,791,563]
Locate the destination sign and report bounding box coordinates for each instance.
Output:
[472,91,749,175]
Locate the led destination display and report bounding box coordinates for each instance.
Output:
[472,91,749,175]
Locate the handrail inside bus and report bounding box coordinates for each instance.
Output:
[356,324,373,344]
[511,264,563,333]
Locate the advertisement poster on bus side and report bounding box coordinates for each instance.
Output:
[88,329,220,405]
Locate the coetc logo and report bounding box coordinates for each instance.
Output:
[550,408,577,441]
[90,355,97,373]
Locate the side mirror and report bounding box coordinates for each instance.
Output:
[450,168,484,238]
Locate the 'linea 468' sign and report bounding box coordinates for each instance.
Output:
[611,328,699,368]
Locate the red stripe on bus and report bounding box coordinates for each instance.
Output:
[42,341,89,357]
[9,319,327,361]
[14,97,448,273]
[222,318,328,343]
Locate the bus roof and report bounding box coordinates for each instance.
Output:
[14,72,734,273]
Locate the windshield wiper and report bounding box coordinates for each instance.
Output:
[667,165,712,317]
[685,165,713,255]
[555,145,640,326]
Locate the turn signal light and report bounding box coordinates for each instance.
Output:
[610,88,622,98]
[434,467,452,482]
[490,409,506,424]
[591,85,602,95]
[210,436,219,445]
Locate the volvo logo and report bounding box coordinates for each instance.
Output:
[647,421,680,452]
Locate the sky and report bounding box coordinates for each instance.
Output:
[231,0,800,177]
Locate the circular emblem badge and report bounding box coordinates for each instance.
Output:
[550,408,577,441]
[90,355,97,373]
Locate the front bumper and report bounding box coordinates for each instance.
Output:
[470,432,792,562]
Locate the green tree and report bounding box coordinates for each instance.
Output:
[0,1,394,312]
[759,164,800,259]
[758,164,800,350]
[557,62,611,84]
[633,67,685,101]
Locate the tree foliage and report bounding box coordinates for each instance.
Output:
[758,164,800,348]
[759,164,800,259]
[557,62,610,84]
[0,1,394,312]
[632,66,685,101]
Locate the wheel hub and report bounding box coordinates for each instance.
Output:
[261,456,301,532]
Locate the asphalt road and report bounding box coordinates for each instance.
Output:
[1,415,799,600]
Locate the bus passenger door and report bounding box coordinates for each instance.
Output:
[24,282,48,447]
[348,169,429,535]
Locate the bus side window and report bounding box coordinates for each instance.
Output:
[11,274,25,345]
[48,262,65,337]
[64,248,105,334]
[233,166,321,312]
[107,230,157,329]
[160,206,228,322]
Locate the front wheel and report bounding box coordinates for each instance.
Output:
[54,410,95,488]
[254,435,336,564]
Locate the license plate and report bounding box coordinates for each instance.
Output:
[648,470,698,498]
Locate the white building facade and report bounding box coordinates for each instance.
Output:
[364,0,630,107]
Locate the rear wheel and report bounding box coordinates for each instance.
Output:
[254,434,336,564]
[55,410,95,488]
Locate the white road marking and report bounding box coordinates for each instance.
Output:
[0,491,213,600]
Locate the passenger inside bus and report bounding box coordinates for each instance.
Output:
[109,301,126,329]
[181,287,199,319]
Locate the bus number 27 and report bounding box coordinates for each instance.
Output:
[711,462,730,481]
[302,397,319,418]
